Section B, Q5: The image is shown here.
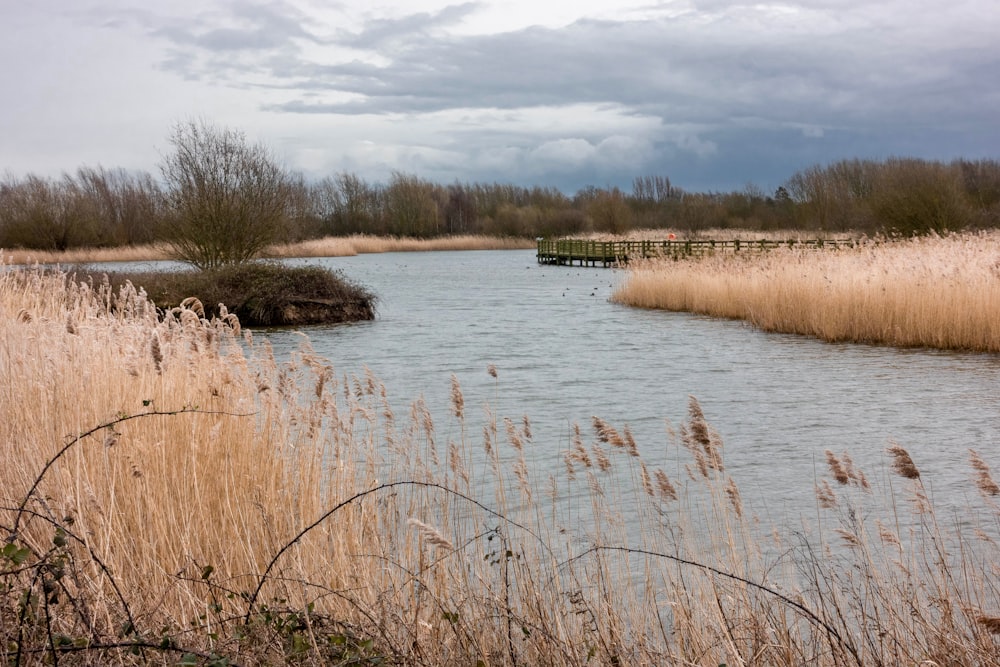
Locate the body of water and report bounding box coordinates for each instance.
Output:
[252,249,1000,527]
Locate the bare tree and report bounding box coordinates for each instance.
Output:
[159,120,294,269]
[75,166,161,245]
[384,171,439,237]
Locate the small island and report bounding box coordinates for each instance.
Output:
[99,262,376,327]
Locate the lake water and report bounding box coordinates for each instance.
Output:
[258,249,1000,528]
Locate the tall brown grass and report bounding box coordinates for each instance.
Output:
[569,228,852,242]
[613,231,1000,352]
[1,243,169,266]
[2,235,534,266]
[265,234,535,258]
[2,264,999,665]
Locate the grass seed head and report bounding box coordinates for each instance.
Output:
[407,518,454,551]
[887,442,920,479]
[826,450,849,485]
[969,449,1000,497]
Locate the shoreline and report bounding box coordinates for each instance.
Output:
[0,233,535,266]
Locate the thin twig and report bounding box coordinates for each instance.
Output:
[559,545,863,667]
[243,481,545,624]
[13,407,252,536]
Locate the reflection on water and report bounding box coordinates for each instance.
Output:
[258,249,1000,525]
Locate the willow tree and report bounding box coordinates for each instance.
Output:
[159,120,294,269]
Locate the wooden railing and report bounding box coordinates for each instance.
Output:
[536,238,856,267]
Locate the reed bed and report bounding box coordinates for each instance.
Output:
[573,228,852,243]
[264,234,534,258]
[1,244,170,266]
[613,231,1000,352]
[2,265,999,665]
[1,235,533,266]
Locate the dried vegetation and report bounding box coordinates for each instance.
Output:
[613,231,1000,352]
[2,264,999,665]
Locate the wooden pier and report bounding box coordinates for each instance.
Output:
[536,238,855,267]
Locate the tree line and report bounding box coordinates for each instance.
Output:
[3,121,999,261]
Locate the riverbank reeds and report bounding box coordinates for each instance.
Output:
[2,264,998,665]
[568,228,852,242]
[1,234,534,266]
[265,234,535,258]
[613,231,1000,352]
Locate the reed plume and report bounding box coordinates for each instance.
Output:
[969,449,1000,497]
[407,518,454,551]
[887,442,921,480]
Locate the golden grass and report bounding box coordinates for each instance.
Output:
[265,234,535,257]
[1,235,533,266]
[572,228,852,242]
[613,231,1000,352]
[1,243,170,265]
[2,264,999,665]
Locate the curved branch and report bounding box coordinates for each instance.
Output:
[243,481,544,624]
[13,407,252,535]
[559,545,862,667]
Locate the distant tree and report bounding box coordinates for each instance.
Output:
[383,171,439,237]
[444,184,477,235]
[587,187,632,234]
[955,158,1000,221]
[74,166,162,245]
[310,172,382,235]
[0,174,97,250]
[632,175,675,204]
[869,158,971,235]
[159,120,296,269]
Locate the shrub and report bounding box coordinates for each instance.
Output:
[869,158,972,235]
[99,262,376,326]
[159,120,299,269]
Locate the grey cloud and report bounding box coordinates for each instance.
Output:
[273,13,979,130]
[103,1,998,133]
[93,0,329,81]
[75,0,1000,191]
[153,25,287,51]
[335,2,481,48]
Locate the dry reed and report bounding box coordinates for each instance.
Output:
[613,231,1000,352]
[265,234,534,258]
[1,243,170,265]
[573,228,851,242]
[2,234,533,266]
[2,263,999,665]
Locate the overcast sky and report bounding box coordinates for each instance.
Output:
[2,0,998,194]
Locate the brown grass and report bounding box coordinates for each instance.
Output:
[571,228,852,242]
[612,231,1000,352]
[265,234,535,257]
[2,264,999,665]
[1,243,170,265]
[1,235,533,266]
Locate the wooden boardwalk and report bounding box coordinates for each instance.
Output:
[536,238,856,267]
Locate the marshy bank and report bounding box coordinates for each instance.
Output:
[69,261,377,327]
[612,231,1000,352]
[0,233,535,266]
[2,262,999,666]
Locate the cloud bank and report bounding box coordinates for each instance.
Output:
[1,0,997,192]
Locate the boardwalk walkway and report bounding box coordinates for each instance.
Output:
[536,238,855,267]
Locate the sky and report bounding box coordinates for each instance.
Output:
[1,0,998,194]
